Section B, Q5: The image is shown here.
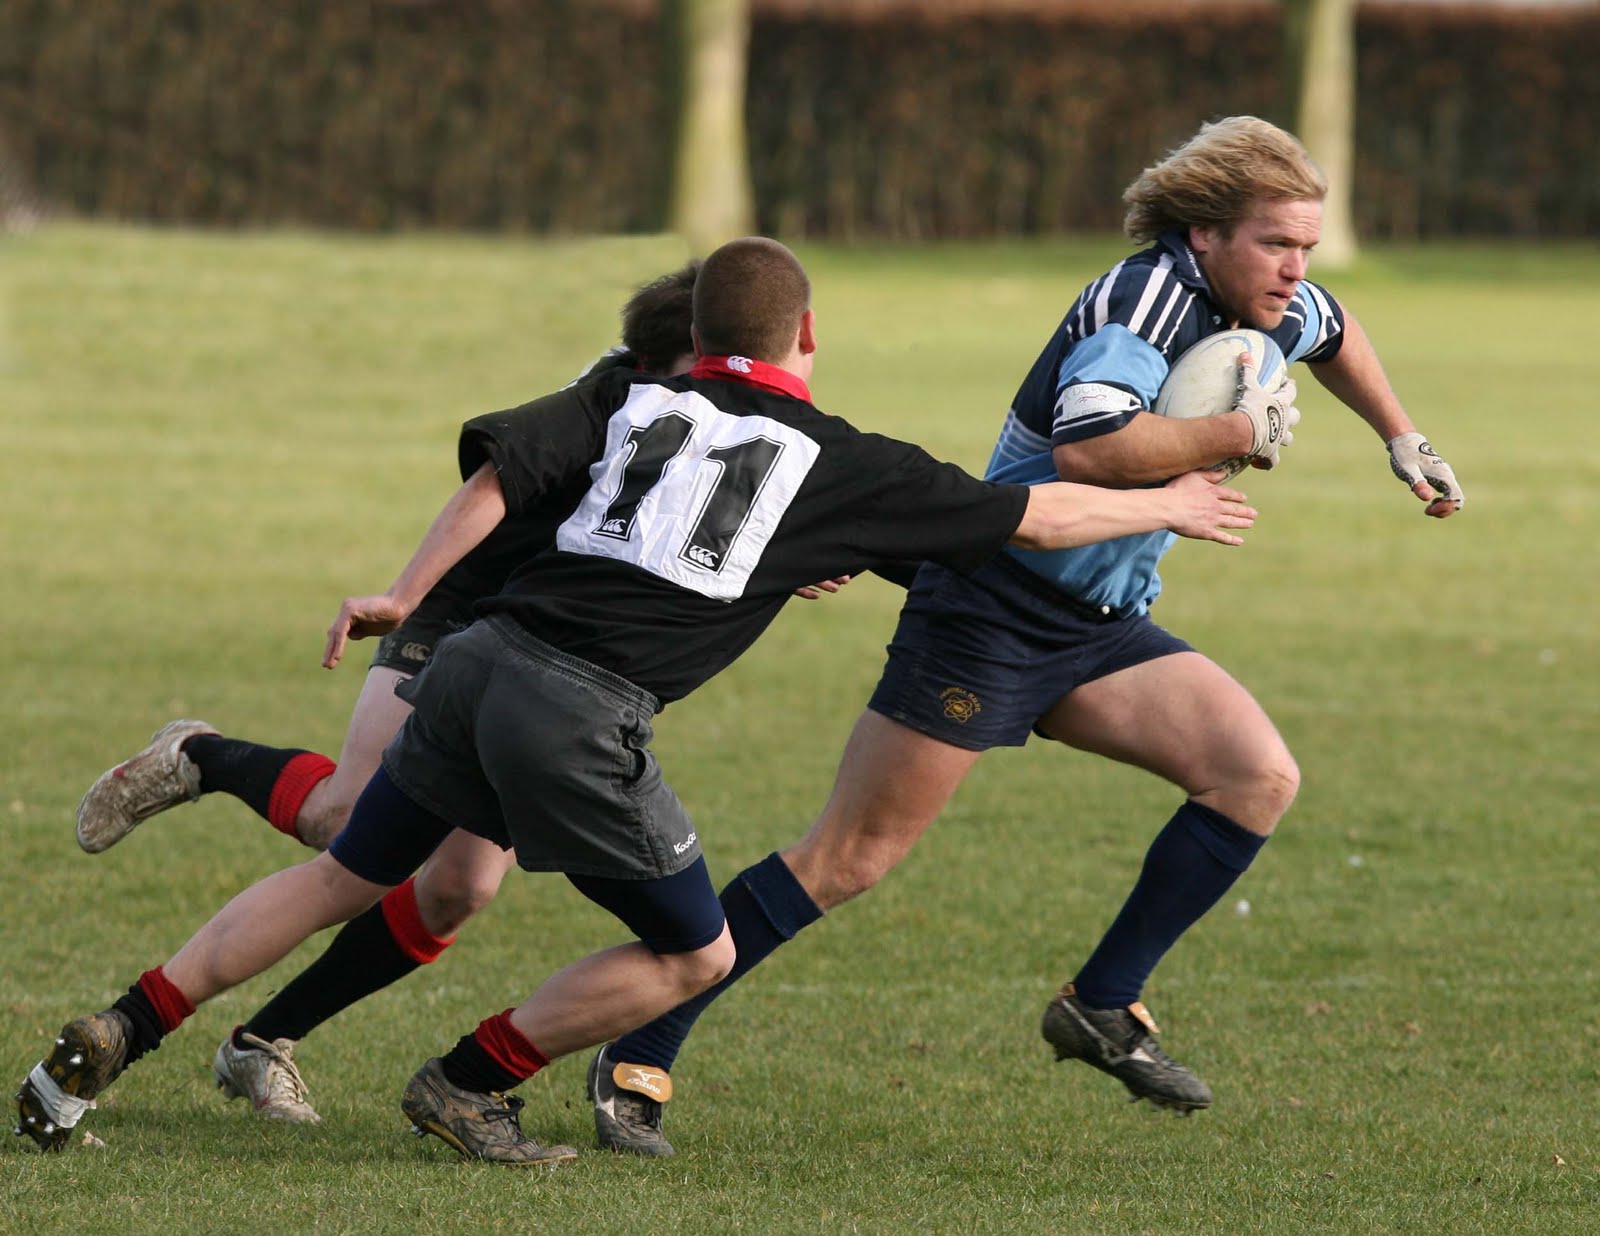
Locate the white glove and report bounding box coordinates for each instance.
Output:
[1232,361,1300,470]
[1387,431,1465,511]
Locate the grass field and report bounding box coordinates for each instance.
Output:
[1,224,1596,1234]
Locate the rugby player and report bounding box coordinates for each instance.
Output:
[588,117,1466,1156]
[17,237,1259,1162]
[68,262,700,1122]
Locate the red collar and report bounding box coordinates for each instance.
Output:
[689,355,812,403]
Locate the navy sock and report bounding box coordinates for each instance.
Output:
[245,903,420,1043]
[612,852,823,1073]
[1072,801,1267,1009]
[183,735,313,821]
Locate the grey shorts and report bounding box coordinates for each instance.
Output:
[380,615,700,880]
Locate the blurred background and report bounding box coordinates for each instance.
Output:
[2,0,1596,254]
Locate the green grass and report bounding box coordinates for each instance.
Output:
[1,224,1596,1233]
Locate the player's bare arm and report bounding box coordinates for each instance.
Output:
[324,462,508,668]
[1053,356,1297,486]
[1011,470,1255,551]
[1307,306,1465,516]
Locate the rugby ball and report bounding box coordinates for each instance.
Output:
[1151,329,1287,480]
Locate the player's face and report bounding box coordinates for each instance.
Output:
[1191,198,1323,330]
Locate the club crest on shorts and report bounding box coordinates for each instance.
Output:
[939,687,981,722]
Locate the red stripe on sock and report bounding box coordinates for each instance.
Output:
[266,753,336,840]
[379,877,456,964]
[138,967,196,1034]
[473,1009,549,1081]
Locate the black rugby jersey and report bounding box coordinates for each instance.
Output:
[419,350,645,612]
[462,355,1029,703]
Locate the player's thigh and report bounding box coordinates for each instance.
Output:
[327,667,414,802]
[785,710,982,905]
[1039,651,1291,795]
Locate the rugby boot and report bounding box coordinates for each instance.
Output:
[587,1042,675,1157]
[15,1010,133,1151]
[214,1029,320,1123]
[76,719,217,853]
[1041,983,1213,1114]
[401,1058,576,1166]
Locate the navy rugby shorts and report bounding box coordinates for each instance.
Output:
[867,556,1192,751]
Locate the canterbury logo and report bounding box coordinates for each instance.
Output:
[672,831,698,856]
[939,687,981,722]
[726,355,753,373]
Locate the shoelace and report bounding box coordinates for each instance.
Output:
[240,1033,311,1104]
[484,1093,526,1128]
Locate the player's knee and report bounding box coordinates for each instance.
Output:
[787,825,902,908]
[1242,747,1300,828]
[414,866,502,936]
[296,798,355,852]
[669,930,735,996]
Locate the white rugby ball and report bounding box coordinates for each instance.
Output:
[1151,329,1287,480]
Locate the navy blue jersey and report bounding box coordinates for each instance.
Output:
[985,230,1345,615]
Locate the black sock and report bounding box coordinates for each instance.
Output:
[245,903,422,1043]
[183,736,315,821]
[110,984,167,1067]
[439,1033,521,1096]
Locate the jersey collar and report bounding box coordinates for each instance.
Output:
[1156,229,1214,295]
[690,354,812,403]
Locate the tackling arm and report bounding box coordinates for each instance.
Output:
[1010,470,1256,550]
[323,462,508,667]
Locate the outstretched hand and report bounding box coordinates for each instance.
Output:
[1387,431,1465,517]
[324,593,408,668]
[1164,470,1257,545]
[794,575,852,601]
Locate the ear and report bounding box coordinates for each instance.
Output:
[798,308,817,356]
[690,324,705,358]
[1188,223,1215,256]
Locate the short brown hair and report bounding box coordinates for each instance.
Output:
[692,237,811,363]
[1122,116,1327,244]
[621,259,700,374]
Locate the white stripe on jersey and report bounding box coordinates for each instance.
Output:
[1147,282,1189,355]
[1074,269,1111,339]
[1123,254,1176,336]
[1158,292,1195,353]
[1299,282,1343,355]
[990,409,1052,467]
[1090,261,1123,335]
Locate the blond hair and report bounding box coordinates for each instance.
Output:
[1122,116,1327,244]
